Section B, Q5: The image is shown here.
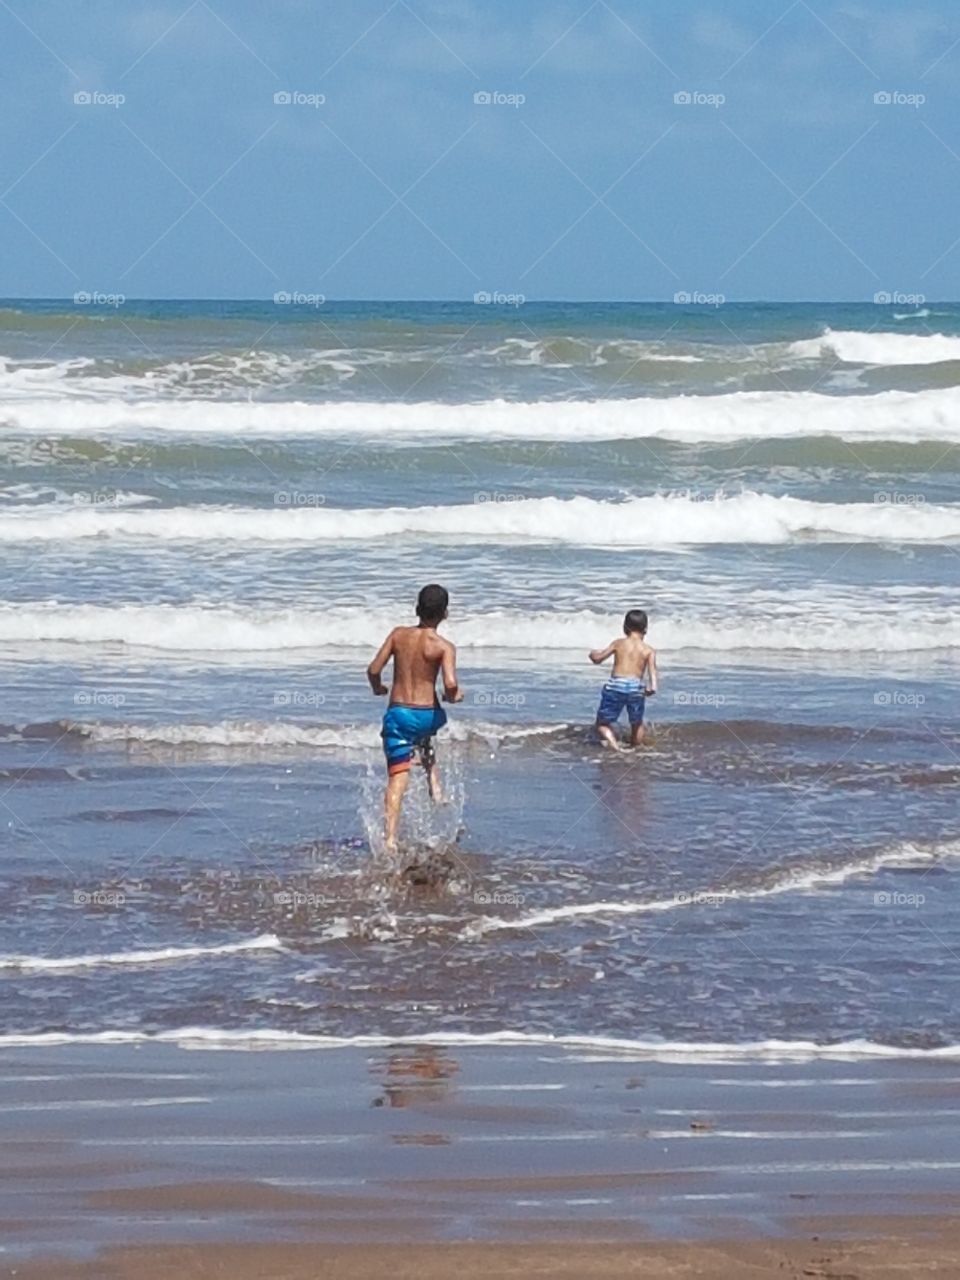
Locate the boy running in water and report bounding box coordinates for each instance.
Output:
[367,584,463,852]
[589,609,658,750]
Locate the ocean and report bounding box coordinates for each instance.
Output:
[1,297,959,1059]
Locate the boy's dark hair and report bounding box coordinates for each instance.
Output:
[623,609,648,636]
[416,584,449,624]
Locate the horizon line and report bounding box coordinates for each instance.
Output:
[0,296,951,306]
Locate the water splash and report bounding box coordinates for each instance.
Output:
[360,745,466,867]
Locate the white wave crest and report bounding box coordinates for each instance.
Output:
[790,328,960,366]
[0,933,283,973]
[1,601,959,656]
[66,718,565,750]
[0,1026,958,1062]
[2,386,960,442]
[2,492,959,546]
[464,840,960,937]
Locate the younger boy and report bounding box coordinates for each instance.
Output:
[589,609,658,750]
[367,584,463,852]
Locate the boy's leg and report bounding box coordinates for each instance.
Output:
[628,692,646,749]
[384,767,410,852]
[424,759,442,803]
[418,738,443,804]
[595,683,623,750]
[381,706,415,850]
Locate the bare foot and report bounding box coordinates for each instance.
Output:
[597,724,622,752]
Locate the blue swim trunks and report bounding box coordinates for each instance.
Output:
[596,676,646,728]
[381,702,447,775]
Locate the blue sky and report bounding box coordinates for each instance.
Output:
[2,0,959,300]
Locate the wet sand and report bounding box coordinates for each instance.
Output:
[4,1040,960,1273]
[9,1224,960,1280]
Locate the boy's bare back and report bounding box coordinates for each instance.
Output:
[372,625,458,707]
[608,633,655,682]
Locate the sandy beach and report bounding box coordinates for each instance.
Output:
[4,1038,960,1276]
[13,1227,960,1280]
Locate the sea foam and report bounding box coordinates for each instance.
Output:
[463,840,960,937]
[2,492,959,546]
[1,602,957,655]
[789,328,960,366]
[3,385,960,442]
[0,934,284,973]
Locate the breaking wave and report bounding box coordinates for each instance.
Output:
[3,492,959,546]
[0,602,956,655]
[789,328,960,366]
[4,386,960,443]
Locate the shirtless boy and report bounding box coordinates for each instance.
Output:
[367,584,463,852]
[588,609,658,750]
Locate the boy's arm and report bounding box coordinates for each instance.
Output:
[441,640,463,703]
[645,649,658,696]
[366,629,395,696]
[588,638,618,665]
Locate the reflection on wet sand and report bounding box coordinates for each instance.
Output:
[371,1046,460,1146]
